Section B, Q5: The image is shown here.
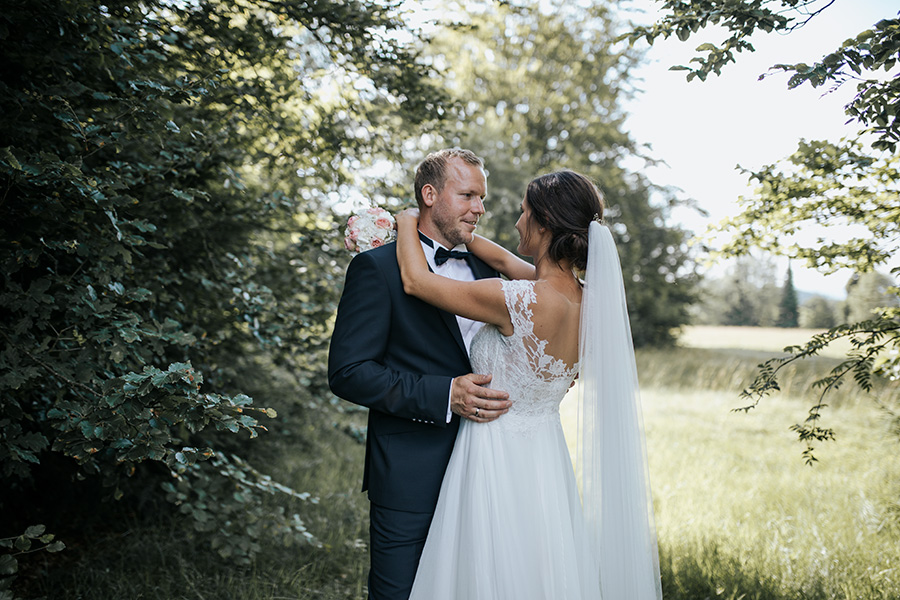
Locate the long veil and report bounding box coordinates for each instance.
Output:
[576,221,663,599]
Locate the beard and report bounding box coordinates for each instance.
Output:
[431,205,473,248]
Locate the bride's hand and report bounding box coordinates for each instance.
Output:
[395,207,419,229]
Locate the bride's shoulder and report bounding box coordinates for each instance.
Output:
[532,279,581,312]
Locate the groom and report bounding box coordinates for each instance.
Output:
[328,148,511,599]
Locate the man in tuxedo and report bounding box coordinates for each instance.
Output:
[328,148,511,599]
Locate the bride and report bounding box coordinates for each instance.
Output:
[395,170,663,599]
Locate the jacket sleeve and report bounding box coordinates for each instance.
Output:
[327,251,452,425]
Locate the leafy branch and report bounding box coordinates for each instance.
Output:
[623,2,900,151]
[0,525,65,594]
[735,318,900,463]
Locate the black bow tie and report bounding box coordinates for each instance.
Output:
[434,247,472,266]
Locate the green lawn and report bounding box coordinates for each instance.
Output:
[637,327,900,598]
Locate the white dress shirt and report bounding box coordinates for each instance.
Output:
[419,234,485,422]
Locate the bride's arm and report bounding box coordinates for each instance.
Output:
[466,235,536,281]
[396,210,512,334]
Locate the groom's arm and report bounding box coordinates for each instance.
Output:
[328,251,452,425]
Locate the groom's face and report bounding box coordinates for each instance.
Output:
[426,158,487,248]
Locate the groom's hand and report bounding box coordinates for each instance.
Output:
[451,373,511,423]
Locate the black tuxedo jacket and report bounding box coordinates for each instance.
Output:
[328,241,498,513]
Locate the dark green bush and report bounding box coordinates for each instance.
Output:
[0,0,443,573]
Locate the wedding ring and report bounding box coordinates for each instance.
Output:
[474,407,480,417]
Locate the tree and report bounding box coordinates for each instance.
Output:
[624,1,900,461]
[777,265,799,328]
[417,0,697,347]
[690,256,779,326]
[799,296,837,329]
[844,271,900,324]
[0,0,445,571]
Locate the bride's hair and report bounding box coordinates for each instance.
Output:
[524,170,605,271]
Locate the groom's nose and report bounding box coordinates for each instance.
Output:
[472,197,485,215]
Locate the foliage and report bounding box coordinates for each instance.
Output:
[689,256,779,327]
[0,525,65,599]
[776,265,799,328]
[713,140,899,272]
[799,295,837,329]
[736,317,899,463]
[0,0,444,572]
[624,1,900,457]
[625,1,900,152]
[418,0,697,346]
[843,270,900,323]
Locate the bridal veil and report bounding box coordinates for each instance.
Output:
[576,221,663,599]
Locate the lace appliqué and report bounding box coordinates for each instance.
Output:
[469,279,579,436]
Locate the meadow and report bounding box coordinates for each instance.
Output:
[25,326,900,599]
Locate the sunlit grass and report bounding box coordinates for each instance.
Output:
[679,325,853,359]
[561,329,900,599]
[642,387,900,598]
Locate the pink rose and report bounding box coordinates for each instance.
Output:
[344,237,355,251]
[348,227,359,241]
[375,217,392,229]
[370,238,384,248]
[367,207,382,215]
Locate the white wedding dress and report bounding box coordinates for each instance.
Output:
[409,279,601,599]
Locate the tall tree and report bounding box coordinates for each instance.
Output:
[0,0,445,571]
[625,1,900,461]
[691,256,778,327]
[418,0,697,347]
[777,265,799,328]
[844,271,900,324]
[799,296,837,329]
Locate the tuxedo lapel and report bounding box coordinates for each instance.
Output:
[415,238,498,360]
[467,255,498,281]
[439,307,469,359]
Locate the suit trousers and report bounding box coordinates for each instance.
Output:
[368,502,433,600]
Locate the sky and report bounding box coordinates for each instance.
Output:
[619,0,900,299]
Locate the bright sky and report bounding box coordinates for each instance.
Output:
[620,0,900,298]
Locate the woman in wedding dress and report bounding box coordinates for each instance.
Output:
[395,170,662,600]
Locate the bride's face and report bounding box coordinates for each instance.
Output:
[515,197,539,256]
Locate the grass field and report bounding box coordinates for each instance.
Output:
[677,325,854,359]
[25,326,900,599]
[570,326,900,598]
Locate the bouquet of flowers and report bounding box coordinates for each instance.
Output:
[344,207,396,254]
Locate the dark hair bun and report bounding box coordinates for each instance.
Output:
[525,171,604,272]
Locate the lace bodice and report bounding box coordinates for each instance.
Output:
[469,279,579,435]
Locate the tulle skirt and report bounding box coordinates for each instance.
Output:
[409,416,601,600]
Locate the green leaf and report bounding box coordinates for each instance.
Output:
[0,554,17,576]
[24,525,45,539]
[0,147,22,171]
